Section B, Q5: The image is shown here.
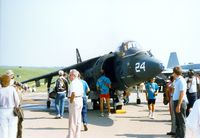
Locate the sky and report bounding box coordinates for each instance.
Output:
[0,0,200,68]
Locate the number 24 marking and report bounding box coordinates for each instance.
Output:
[135,62,146,72]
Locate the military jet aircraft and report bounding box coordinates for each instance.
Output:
[21,41,164,108]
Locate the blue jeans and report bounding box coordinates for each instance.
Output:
[55,92,66,117]
[82,97,88,124]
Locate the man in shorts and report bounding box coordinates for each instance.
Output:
[96,70,111,117]
[145,78,159,119]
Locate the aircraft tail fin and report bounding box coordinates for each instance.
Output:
[76,48,82,63]
[167,52,179,68]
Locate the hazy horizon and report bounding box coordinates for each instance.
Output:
[1,0,200,68]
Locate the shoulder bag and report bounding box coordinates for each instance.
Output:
[13,106,24,121]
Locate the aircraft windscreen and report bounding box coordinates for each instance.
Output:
[117,41,143,55]
[126,41,141,49]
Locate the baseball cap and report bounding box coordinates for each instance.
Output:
[58,70,64,76]
[6,70,14,76]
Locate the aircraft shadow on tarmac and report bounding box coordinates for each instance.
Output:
[87,110,114,126]
[22,96,169,127]
[22,104,114,127]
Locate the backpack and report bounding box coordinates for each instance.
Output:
[55,78,68,92]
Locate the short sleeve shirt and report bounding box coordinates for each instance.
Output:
[96,75,111,94]
[68,78,84,97]
[145,82,159,99]
[81,80,90,97]
[185,76,200,93]
[0,86,20,108]
[173,76,187,101]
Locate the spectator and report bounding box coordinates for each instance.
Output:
[0,74,20,138]
[172,66,187,138]
[123,90,130,105]
[54,70,68,119]
[197,73,200,99]
[145,78,159,119]
[6,70,24,138]
[139,82,146,93]
[185,69,199,116]
[166,75,176,136]
[79,73,90,131]
[185,99,200,138]
[67,69,83,138]
[96,70,111,117]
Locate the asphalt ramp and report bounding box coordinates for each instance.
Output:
[22,92,171,138]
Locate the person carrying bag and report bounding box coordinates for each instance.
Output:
[13,95,24,138]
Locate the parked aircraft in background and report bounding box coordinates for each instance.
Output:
[157,52,200,94]
[162,52,200,77]
[21,41,164,109]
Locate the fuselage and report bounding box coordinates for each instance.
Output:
[86,41,164,91]
[114,49,164,90]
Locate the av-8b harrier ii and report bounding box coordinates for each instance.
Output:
[22,41,164,108]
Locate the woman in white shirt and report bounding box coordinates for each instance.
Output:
[0,74,20,138]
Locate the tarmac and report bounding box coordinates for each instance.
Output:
[21,92,172,138]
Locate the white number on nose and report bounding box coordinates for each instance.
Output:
[135,62,146,72]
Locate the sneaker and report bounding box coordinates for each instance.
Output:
[107,113,111,117]
[100,112,104,117]
[150,113,155,119]
[84,124,88,131]
[55,114,61,119]
[60,116,63,119]
[148,112,152,118]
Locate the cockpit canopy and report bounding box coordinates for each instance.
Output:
[117,41,143,56]
[116,40,154,57]
[118,41,142,51]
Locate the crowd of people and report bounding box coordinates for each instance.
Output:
[1,66,200,138]
[0,69,111,138]
[54,69,111,138]
[140,66,200,138]
[164,67,200,138]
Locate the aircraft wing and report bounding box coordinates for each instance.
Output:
[21,70,58,84]
[21,56,100,84]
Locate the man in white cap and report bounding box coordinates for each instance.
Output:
[54,70,68,119]
[6,70,15,85]
[6,70,24,138]
[6,70,25,91]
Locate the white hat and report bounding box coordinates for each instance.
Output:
[58,70,64,76]
[6,70,14,76]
